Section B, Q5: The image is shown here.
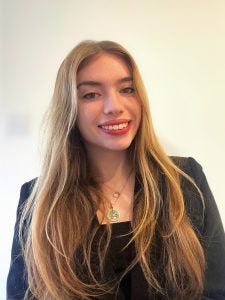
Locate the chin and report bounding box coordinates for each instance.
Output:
[83,137,134,154]
[104,141,133,152]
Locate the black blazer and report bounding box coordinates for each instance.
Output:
[6,157,225,299]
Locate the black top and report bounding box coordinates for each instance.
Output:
[104,222,134,299]
[6,157,225,299]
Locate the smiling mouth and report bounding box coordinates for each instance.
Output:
[99,122,129,130]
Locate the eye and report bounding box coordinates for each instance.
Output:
[82,92,100,100]
[120,87,135,94]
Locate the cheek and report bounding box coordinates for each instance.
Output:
[76,104,100,134]
[76,107,88,136]
[77,110,88,125]
[134,102,142,124]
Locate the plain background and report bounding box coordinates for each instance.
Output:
[1,0,225,298]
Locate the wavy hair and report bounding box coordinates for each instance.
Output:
[20,40,205,299]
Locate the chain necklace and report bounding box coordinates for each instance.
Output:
[103,170,132,223]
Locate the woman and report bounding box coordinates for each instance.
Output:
[7,40,225,300]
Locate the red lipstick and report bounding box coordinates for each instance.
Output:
[98,119,131,136]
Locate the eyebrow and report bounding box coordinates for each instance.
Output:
[77,76,133,89]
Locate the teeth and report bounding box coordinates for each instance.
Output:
[101,122,128,130]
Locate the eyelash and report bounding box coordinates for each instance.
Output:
[82,92,100,100]
[81,87,135,99]
[120,87,135,94]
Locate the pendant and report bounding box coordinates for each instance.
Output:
[107,208,120,223]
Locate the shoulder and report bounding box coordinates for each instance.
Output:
[170,156,203,185]
[7,179,37,299]
[20,178,37,194]
[169,156,207,232]
[169,156,212,204]
[170,156,224,236]
[17,178,37,210]
[168,161,225,297]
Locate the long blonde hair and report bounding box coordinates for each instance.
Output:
[20,40,205,299]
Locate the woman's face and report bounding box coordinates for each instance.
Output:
[76,53,141,155]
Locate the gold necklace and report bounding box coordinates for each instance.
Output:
[104,170,132,223]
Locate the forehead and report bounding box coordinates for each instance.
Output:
[77,53,132,82]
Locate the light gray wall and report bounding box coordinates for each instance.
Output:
[1,0,225,298]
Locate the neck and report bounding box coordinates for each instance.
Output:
[86,148,131,183]
[86,147,135,224]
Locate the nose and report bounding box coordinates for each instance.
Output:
[103,91,124,115]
